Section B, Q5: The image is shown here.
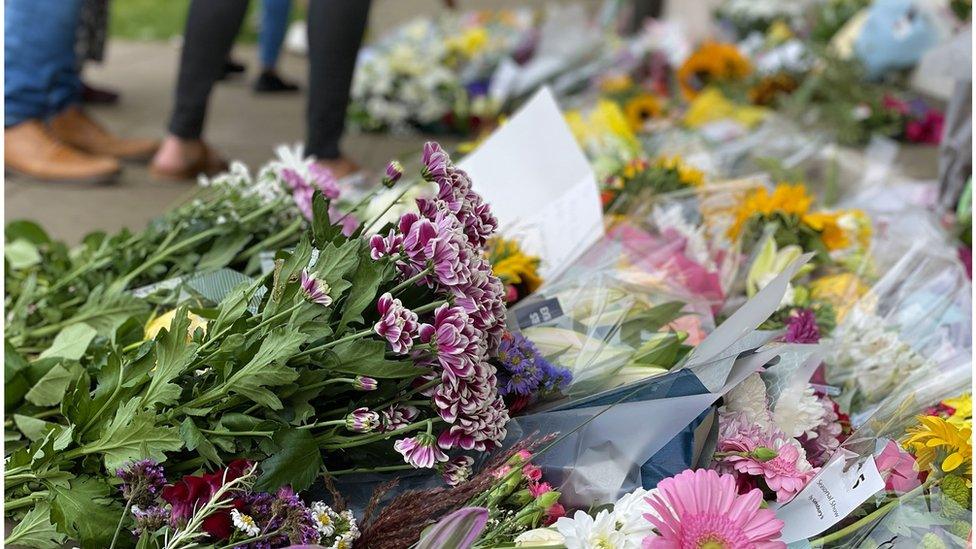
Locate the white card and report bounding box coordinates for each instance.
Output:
[776,451,885,543]
[459,87,604,280]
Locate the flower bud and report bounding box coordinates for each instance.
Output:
[345,407,380,433]
[354,376,378,391]
[382,160,403,188]
[752,447,778,462]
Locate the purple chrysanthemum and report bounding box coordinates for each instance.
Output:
[383,160,403,188]
[345,407,381,433]
[785,308,820,343]
[394,433,448,469]
[299,269,333,306]
[374,292,419,354]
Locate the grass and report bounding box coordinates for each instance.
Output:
[108,0,272,42]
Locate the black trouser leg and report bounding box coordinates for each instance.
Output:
[167,0,249,139]
[305,0,371,160]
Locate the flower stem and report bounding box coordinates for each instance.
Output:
[213,529,284,549]
[362,186,413,234]
[5,491,49,511]
[321,418,441,449]
[413,299,447,315]
[198,429,274,437]
[326,464,416,477]
[293,328,374,359]
[297,419,346,430]
[390,265,434,295]
[109,498,134,549]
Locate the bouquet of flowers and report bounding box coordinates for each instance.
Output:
[4,142,520,548]
[348,10,532,134]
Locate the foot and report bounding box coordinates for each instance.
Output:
[81,81,121,105]
[5,120,120,183]
[316,156,361,180]
[253,70,300,93]
[220,58,248,80]
[150,136,228,181]
[48,106,158,162]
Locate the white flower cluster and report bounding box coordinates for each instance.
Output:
[513,487,659,549]
[310,501,361,549]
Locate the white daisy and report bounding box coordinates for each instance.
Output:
[310,501,337,537]
[230,508,260,537]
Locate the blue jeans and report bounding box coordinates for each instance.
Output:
[259,0,292,69]
[5,0,83,126]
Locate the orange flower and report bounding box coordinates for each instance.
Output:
[728,183,814,239]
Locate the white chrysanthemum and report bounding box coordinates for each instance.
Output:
[230,508,260,537]
[556,510,628,549]
[310,501,337,537]
[721,373,773,430]
[611,487,659,546]
[773,383,827,438]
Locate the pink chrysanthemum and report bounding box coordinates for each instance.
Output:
[724,437,818,503]
[642,469,786,549]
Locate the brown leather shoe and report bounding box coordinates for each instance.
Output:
[5,120,120,183]
[49,106,158,162]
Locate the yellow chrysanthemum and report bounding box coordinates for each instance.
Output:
[623,94,663,132]
[903,415,973,476]
[728,183,814,239]
[600,74,634,93]
[145,309,208,341]
[446,27,489,59]
[487,237,542,294]
[677,41,752,100]
[683,87,768,129]
[809,272,868,321]
[655,156,705,187]
[944,394,973,428]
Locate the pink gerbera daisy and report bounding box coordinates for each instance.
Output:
[642,469,785,549]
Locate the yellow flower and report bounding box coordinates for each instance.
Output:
[683,87,767,129]
[809,272,868,320]
[903,415,972,476]
[728,183,814,239]
[748,73,798,106]
[623,94,662,131]
[600,74,634,93]
[767,20,794,44]
[446,27,489,59]
[943,394,973,428]
[145,309,208,341]
[654,156,704,187]
[566,100,639,155]
[677,42,752,100]
[802,209,872,252]
[487,237,543,294]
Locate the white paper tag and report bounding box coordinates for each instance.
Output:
[776,453,885,543]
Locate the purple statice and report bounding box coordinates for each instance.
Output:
[131,505,169,536]
[271,487,320,545]
[116,459,167,507]
[785,308,820,343]
[373,292,419,354]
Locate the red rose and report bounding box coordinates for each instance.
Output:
[160,460,253,540]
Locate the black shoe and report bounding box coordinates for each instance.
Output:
[219,58,247,80]
[253,71,300,93]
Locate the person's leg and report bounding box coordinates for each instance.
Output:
[5,0,120,182]
[154,0,248,179]
[5,0,82,126]
[305,0,371,171]
[260,0,292,70]
[167,0,249,140]
[255,0,299,93]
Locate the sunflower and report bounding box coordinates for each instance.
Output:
[903,415,972,476]
[677,42,752,100]
[654,156,705,187]
[487,236,542,296]
[728,183,814,239]
[623,94,663,132]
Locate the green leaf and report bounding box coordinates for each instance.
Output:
[13,415,60,442]
[311,192,340,247]
[25,363,77,407]
[5,220,51,245]
[211,280,261,336]
[49,476,120,548]
[6,340,32,410]
[327,339,425,378]
[338,244,390,330]
[180,418,221,466]
[70,286,150,337]
[4,502,65,549]
[140,308,199,409]
[5,239,42,269]
[196,232,252,272]
[84,398,183,472]
[313,239,361,304]
[221,328,305,409]
[38,323,98,361]
[254,428,322,492]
